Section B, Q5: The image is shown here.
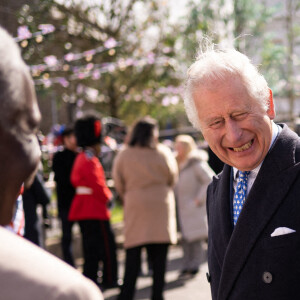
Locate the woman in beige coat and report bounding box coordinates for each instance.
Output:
[174,135,215,279]
[112,116,178,300]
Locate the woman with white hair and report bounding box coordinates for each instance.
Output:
[174,135,215,279]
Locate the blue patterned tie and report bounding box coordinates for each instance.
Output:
[233,171,250,226]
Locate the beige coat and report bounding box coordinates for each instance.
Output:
[0,227,103,300]
[175,150,215,242]
[112,143,178,249]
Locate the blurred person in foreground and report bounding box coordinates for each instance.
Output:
[0,27,103,300]
[112,116,178,300]
[184,38,300,300]
[52,126,77,266]
[174,134,215,279]
[68,114,119,289]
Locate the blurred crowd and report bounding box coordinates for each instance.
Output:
[11,112,223,299]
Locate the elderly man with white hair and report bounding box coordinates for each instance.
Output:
[184,40,300,300]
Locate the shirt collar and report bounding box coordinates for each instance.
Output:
[233,121,280,179]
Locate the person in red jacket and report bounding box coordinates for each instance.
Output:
[69,113,119,289]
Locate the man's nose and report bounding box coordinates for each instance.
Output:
[224,119,242,143]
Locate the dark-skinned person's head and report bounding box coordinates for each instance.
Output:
[74,113,102,156]
[128,116,159,149]
[0,27,41,225]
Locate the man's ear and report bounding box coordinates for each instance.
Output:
[267,89,276,120]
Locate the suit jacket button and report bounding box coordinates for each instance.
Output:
[262,272,273,284]
[206,272,211,283]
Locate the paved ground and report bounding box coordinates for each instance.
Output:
[102,245,212,300]
[45,221,212,300]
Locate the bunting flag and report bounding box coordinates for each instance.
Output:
[14,24,55,42]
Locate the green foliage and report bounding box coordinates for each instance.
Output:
[110,201,123,224]
[179,0,217,63]
[260,35,287,96]
[233,0,280,52]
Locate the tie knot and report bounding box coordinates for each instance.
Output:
[239,170,250,179]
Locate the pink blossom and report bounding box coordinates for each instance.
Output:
[38,24,55,35]
[92,70,101,80]
[17,26,32,40]
[58,77,69,88]
[147,52,155,64]
[125,58,134,66]
[104,38,117,49]
[76,84,84,94]
[107,64,115,72]
[64,53,75,62]
[162,47,172,54]
[77,99,84,107]
[83,49,96,56]
[86,63,94,70]
[170,96,179,105]
[43,79,52,88]
[44,55,58,67]
[162,96,170,106]
[77,73,87,79]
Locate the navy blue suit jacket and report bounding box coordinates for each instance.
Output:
[207,124,300,300]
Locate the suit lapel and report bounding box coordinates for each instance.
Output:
[211,164,233,268]
[218,125,300,300]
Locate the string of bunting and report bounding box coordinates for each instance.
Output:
[33,55,176,88]
[31,37,121,76]
[59,82,183,106]
[14,25,181,105]
[14,24,55,43]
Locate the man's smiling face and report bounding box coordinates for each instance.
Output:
[193,75,275,171]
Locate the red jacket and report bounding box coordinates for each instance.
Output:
[68,150,112,221]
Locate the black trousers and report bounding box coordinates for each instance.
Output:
[79,219,118,285]
[118,243,169,300]
[59,209,74,266]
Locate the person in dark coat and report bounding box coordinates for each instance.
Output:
[184,40,300,300]
[52,126,77,266]
[23,170,50,247]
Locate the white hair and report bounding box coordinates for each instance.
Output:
[184,41,270,130]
